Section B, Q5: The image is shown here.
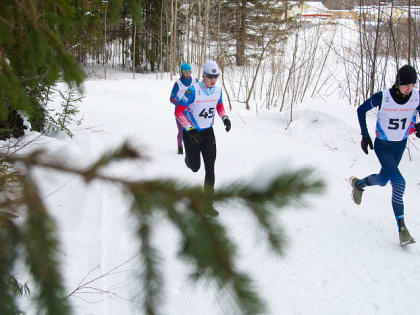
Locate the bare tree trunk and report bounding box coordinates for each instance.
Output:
[202,0,209,64]
[121,22,124,68]
[370,0,382,96]
[358,0,365,99]
[388,0,399,70]
[280,33,298,112]
[413,10,420,67]
[192,12,195,66]
[245,37,276,111]
[219,52,233,110]
[132,23,136,79]
[408,0,412,64]
[174,0,178,71]
[170,0,174,80]
[235,0,246,66]
[166,4,170,75]
[186,3,190,63]
[196,0,202,76]
[217,3,221,62]
[159,0,164,79]
[104,8,107,80]
[311,28,335,97]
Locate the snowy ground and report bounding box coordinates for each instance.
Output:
[17,71,420,315]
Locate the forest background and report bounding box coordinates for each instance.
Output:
[3,0,420,131]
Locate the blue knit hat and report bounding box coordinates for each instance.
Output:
[180,63,192,72]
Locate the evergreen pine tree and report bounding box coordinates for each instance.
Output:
[0,0,142,135]
[210,0,302,66]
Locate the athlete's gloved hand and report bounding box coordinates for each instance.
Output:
[187,127,200,144]
[415,123,420,138]
[361,136,373,154]
[223,116,231,132]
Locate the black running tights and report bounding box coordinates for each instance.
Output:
[183,127,216,193]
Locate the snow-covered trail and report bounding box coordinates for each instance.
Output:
[33,74,420,315]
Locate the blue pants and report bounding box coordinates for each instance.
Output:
[361,138,407,224]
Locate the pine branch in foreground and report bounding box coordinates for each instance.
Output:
[21,174,72,315]
[0,142,324,315]
[0,219,22,315]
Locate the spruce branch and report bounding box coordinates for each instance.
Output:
[21,174,72,315]
[136,214,163,315]
[0,143,324,315]
[213,168,324,254]
[0,219,21,315]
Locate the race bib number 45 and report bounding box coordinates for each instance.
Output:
[199,108,215,119]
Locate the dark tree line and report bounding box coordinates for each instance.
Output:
[68,0,301,74]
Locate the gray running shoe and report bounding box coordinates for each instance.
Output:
[350,176,364,205]
[399,226,416,246]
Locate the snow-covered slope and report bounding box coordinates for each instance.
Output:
[21,72,420,315]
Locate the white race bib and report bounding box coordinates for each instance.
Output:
[176,79,197,100]
[376,89,419,141]
[187,86,221,130]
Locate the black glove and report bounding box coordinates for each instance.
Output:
[187,127,200,144]
[361,136,373,154]
[415,123,420,138]
[223,116,231,132]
